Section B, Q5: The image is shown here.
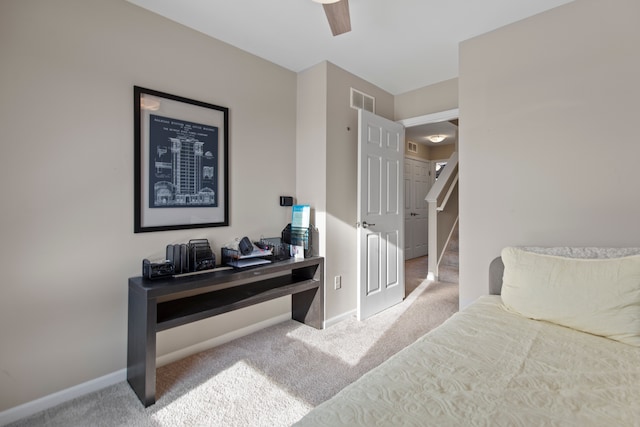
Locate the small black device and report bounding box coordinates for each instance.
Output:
[238,236,253,255]
[280,196,293,206]
[142,259,175,279]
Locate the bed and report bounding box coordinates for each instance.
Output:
[295,247,640,426]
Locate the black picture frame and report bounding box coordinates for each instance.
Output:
[134,86,229,233]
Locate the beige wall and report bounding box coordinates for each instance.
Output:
[395,78,459,121]
[0,0,297,411]
[297,61,394,322]
[404,142,430,161]
[429,144,456,161]
[405,142,455,162]
[459,0,640,307]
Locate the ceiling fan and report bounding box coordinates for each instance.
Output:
[313,0,351,36]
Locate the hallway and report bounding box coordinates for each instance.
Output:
[405,254,459,297]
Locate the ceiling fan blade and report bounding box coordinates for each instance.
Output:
[322,0,351,36]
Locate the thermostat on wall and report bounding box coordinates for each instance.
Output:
[280,196,293,206]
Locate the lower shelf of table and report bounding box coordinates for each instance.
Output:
[156,276,321,331]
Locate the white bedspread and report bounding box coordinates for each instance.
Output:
[295,296,640,426]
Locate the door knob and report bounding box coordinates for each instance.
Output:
[362,221,375,228]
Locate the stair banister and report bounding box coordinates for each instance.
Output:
[425,152,459,281]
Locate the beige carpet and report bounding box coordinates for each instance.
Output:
[405,255,429,295]
[8,273,458,427]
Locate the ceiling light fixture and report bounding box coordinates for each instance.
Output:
[427,135,446,143]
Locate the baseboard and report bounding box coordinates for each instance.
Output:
[0,369,126,426]
[0,312,292,426]
[324,309,356,328]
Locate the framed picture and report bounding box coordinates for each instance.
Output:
[134,86,229,233]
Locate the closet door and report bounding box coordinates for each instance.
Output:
[404,158,430,259]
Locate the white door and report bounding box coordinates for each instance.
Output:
[404,158,430,259]
[357,109,405,320]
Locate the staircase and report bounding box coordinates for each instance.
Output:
[426,151,458,283]
[437,222,459,283]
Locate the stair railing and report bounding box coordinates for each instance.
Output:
[425,151,459,280]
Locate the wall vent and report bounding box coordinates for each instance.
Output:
[407,141,418,153]
[350,88,375,113]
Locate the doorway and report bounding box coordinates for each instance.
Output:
[400,109,458,257]
[399,109,459,292]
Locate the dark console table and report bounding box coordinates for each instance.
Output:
[127,256,324,407]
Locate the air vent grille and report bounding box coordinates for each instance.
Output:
[350,88,375,113]
[407,142,418,153]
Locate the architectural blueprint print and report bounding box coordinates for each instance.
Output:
[149,114,218,208]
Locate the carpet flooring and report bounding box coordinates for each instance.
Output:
[8,258,458,427]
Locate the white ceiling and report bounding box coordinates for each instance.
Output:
[126,0,573,95]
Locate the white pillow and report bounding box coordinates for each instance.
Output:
[500,246,640,346]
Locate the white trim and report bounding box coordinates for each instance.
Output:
[0,370,126,426]
[404,157,430,165]
[0,313,292,426]
[324,309,356,328]
[398,108,459,128]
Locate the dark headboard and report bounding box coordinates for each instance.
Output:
[489,256,504,295]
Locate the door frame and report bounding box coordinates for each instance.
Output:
[398,108,459,132]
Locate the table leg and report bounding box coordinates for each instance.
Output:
[127,288,157,406]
